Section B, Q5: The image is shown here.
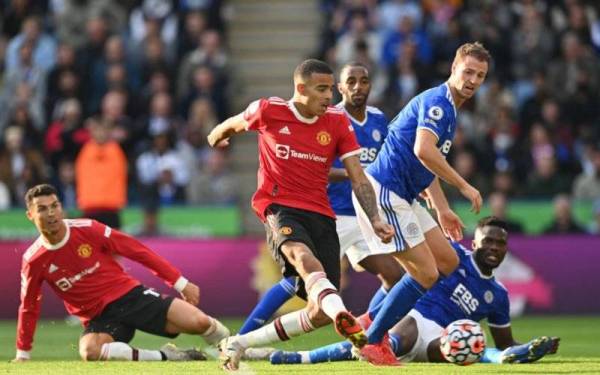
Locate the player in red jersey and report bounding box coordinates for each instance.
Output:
[208,59,395,371]
[13,184,230,362]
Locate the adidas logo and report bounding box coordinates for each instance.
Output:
[49,264,59,273]
[279,126,291,135]
[458,268,466,277]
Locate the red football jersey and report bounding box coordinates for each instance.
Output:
[17,219,183,351]
[243,97,361,220]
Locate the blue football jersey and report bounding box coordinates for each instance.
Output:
[415,242,511,329]
[328,105,388,216]
[367,82,457,202]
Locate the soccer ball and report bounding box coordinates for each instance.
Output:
[439,319,486,365]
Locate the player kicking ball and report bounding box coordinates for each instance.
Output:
[13,184,230,363]
[268,217,560,365]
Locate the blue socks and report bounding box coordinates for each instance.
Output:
[308,341,354,363]
[239,277,297,334]
[480,348,503,363]
[366,274,426,343]
[388,333,403,356]
[367,286,388,313]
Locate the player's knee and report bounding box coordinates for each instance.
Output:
[437,251,459,276]
[79,345,101,361]
[379,264,404,289]
[416,268,439,289]
[193,311,211,332]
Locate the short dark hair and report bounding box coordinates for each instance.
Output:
[338,61,369,79]
[476,216,508,232]
[25,184,58,207]
[294,59,333,81]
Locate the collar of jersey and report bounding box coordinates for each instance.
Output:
[40,220,71,250]
[287,100,318,124]
[337,102,367,126]
[444,82,457,118]
[469,253,493,279]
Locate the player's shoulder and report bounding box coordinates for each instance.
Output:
[366,105,385,116]
[419,84,454,115]
[325,105,345,116]
[451,241,471,257]
[23,237,45,262]
[266,96,288,106]
[493,278,509,294]
[65,218,94,228]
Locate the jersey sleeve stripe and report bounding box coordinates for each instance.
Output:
[339,149,361,161]
[416,126,440,141]
[104,226,112,238]
[487,322,511,328]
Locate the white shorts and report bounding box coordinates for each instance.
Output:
[352,173,438,254]
[336,215,370,271]
[391,309,443,363]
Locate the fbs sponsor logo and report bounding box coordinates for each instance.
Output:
[275,144,327,163]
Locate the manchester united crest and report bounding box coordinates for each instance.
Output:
[77,244,92,258]
[279,226,293,235]
[316,131,331,146]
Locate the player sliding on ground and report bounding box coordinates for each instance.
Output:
[268,217,560,365]
[14,184,230,363]
[207,59,395,371]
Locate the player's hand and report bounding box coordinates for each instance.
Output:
[181,282,200,306]
[372,219,395,244]
[419,191,433,210]
[437,209,465,241]
[547,336,561,355]
[459,183,482,214]
[11,357,28,363]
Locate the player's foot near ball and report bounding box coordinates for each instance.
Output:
[160,343,207,361]
[335,311,367,349]
[501,336,561,364]
[270,350,302,365]
[359,341,401,366]
[218,336,245,371]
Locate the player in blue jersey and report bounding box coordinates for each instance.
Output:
[269,217,560,365]
[238,62,404,338]
[353,42,492,365]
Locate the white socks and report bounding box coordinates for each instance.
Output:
[100,342,163,361]
[306,271,347,320]
[201,317,230,345]
[237,309,315,348]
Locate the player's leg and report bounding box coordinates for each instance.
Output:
[421,222,459,276]
[357,253,404,315]
[238,277,298,334]
[163,298,229,345]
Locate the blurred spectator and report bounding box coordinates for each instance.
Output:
[45,43,81,121]
[75,117,127,228]
[128,0,178,64]
[542,194,586,234]
[181,65,227,121]
[5,15,56,72]
[2,0,46,39]
[381,15,432,68]
[136,128,189,235]
[0,126,47,207]
[377,0,423,33]
[99,90,134,153]
[177,11,207,60]
[53,157,77,210]
[488,191,524,234]
[44,98,89,172]
[587,199,600,235]
[187,148,237,205]
[335,12,381,66]
[135,91,182,154]
[572,145,600,200]
[138,69,172,115]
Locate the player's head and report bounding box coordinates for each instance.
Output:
[337,62,370,109]
[449,42,491,101]
[472,216,508,271]
[293,59,335,116]
[25,184,65,236]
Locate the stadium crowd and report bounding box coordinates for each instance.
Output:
[0,0,599,234]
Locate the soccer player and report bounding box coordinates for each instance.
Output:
[14,184,229,362]
[237,62,403,336]
[207,59,395,371]
[270,217,560,365]
[353,42,491,365]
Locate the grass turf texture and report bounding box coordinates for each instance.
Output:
[1,316,599,374]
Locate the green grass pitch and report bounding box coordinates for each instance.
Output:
[1,316,599,374]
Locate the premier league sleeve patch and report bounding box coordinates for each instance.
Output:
[427,106,444,121]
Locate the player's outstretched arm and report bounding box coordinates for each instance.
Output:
[14,262,44,362]
[207,112,248,147]
[414,129,482,213]
[328,167,348,182]
[343,155,394,243]
[489,326,518,350]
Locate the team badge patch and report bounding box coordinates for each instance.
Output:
[77,244,92,258]
[428,106,444,121]
[316,131,331,146]
[279,226,293,235]
[372,129,381,142]
[405,222,420,237]
[484,291,494,304]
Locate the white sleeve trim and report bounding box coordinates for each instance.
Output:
[417,126,440,141]
[339,149,361,161]
[488,322,511,328]
[173,276,189,292]
[16,349,31,359]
